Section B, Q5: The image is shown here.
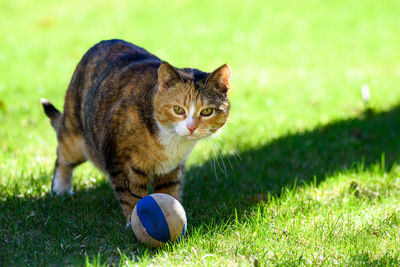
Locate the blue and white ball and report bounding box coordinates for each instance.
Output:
[131,193,187,247]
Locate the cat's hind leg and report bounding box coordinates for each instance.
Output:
[41,99,86,195]
[52,134,86,195]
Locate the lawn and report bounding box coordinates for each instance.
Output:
[1,0,400,265]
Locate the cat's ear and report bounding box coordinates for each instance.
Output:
[158,62,183,92]
[206,64,231,93]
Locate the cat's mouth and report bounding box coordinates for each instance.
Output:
[176,130,209,141]
[184,134,204,141]
[169,124,213,141]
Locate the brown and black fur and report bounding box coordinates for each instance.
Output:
[42,39,231,222]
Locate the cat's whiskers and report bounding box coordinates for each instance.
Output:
[205,136,218,179]
[208,136,233,172]
[207,136,231,176]
[214,139,228,177]
[214,134,242,161]
[205,136,229,179]
[209,127,241,159]
[204,128,242,172]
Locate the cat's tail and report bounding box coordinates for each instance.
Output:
[40,98,61,130]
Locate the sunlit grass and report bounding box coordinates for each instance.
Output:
[1,0,400,265]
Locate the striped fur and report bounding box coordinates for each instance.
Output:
[41,39,231,221]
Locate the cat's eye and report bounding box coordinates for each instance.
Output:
[200,108,213,116]
[173,106,185,115]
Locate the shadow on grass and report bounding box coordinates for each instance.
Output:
[350,253,400,266]
[183,105,400,225]
[283,252,400,265]
[1,105,400,265]
[0,182,145,266]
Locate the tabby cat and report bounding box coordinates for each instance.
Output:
[41,39,231,222]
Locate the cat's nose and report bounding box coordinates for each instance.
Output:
[187,124,197,134]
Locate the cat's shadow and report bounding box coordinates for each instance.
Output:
[183,104,400,226]
[2,104,400,264]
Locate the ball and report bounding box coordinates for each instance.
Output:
[131,193,187,247]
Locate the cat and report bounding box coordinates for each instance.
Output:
[41,39,231,222]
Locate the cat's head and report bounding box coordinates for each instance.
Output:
[153,62,231,141]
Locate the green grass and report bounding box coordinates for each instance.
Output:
[1,0,400,265]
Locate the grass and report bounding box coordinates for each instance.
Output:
[1,0,400,265]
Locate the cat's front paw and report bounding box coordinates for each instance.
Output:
[51,175,74,196]
[51,185,74,197]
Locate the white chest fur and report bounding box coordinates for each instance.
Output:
[155,131,196,175]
